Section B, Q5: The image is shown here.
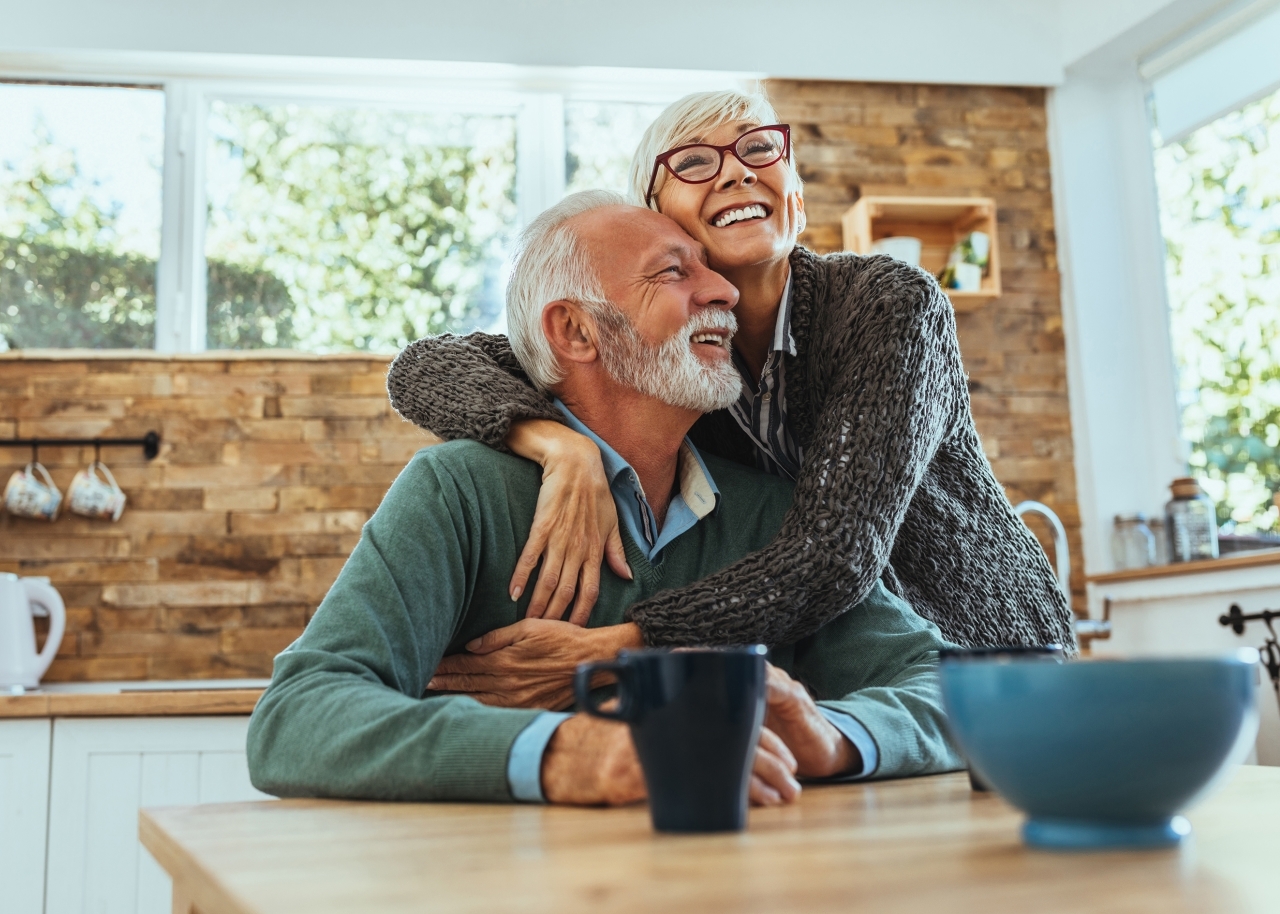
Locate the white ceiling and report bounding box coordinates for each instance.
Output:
[0,0,1211,87]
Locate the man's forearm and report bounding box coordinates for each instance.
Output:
[248,649,544,801]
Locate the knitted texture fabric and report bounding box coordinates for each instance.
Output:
[385,247,1076,652]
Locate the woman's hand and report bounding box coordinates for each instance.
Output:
[506,419,632,624]
[428,620,644,710]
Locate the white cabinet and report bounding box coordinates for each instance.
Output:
[39,716,268,914]
[1088,561,1280,765]
[0,719,53,914]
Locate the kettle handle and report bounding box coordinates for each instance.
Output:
[23,579,66,680]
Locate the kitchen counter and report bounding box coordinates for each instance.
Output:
[1086,547,1280,585]
[0,679,268,719]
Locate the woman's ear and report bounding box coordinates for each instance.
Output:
[542,301,599,365]
[792,190,807,236]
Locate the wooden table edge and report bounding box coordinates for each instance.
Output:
[141,808,252,914]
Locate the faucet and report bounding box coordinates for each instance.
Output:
[1013,501,1110,646]
[1014,501,1070,599]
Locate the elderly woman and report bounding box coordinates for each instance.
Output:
[387,89,1074,653]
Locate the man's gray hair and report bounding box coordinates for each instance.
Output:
[506,189,628,391]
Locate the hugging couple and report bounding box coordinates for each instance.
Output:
[246,89,1073,806]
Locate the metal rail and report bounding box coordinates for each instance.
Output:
[1,431,161,460]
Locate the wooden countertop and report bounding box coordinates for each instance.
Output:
[142,766,1280,914]
[0,680,266,719]
[1087,547,1280,585]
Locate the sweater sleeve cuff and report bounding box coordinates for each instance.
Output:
[816,707,879,780]
[507,712,573,802]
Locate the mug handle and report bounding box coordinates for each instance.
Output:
[93,461,121,492]
[573,660,634,721]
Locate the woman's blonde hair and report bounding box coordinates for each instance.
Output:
[628,88,801,210]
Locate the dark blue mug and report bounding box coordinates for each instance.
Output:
[574,645,768,833]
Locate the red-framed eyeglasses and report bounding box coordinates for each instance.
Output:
[644,124,791,206]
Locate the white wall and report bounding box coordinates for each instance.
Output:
[1059,0,1191,66]
[1,0,1067,86]
[1149,1,1280,141]
[1047,0,1264,576]
[1049,67,1187,576]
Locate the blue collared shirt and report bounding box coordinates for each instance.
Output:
[505,400,876,801]
[553,399,720,561]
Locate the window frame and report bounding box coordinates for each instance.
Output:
[1,51,753,353]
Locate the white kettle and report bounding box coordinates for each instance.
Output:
[0,573,66,690]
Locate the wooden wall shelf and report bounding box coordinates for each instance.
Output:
[841,196,1001,311]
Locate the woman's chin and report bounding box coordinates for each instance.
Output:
[705,235,796,274]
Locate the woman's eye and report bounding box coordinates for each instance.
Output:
[741,139,778,157]
[672,152,715,174]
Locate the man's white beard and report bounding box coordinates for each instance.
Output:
[591,307,743,413]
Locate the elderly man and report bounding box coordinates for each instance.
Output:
[246,191,962,806]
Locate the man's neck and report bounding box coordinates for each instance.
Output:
[557,382,698,527]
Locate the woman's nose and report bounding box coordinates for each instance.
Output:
[716,158,758,192]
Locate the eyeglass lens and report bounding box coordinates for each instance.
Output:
[668,128,788,183]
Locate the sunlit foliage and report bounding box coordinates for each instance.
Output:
[1155,88,1280,531]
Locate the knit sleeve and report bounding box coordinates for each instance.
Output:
[625,261,964,647]
[386,332,564,451]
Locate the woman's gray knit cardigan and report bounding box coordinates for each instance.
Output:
[386,247,1077,652]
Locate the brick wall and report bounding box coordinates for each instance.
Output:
[2,80,1082,683]
[0,353,436,681]
[766,79,1083,614]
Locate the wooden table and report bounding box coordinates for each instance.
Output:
[141,767,1280,914]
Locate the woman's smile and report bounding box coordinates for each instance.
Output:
[656,120,804,274]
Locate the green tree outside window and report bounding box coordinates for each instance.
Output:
[1155,88,1280,532]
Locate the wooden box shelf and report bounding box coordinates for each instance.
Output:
[841,196,1001,311]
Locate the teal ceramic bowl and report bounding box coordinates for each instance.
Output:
[940,653,1258,850]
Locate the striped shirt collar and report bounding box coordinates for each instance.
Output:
[772,272,797,357]
[726,271,804,482]
[553,399,720,560]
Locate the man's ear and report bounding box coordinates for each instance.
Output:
[542,301,599,365]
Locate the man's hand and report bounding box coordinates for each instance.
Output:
[542,714,803,807]
[763,665,860,779]
[752,727,801,805]
[541,714,646,806]
[428,619,644,710]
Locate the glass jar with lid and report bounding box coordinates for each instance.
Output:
[1165,477,1219,563]
[1112,514,1156,570]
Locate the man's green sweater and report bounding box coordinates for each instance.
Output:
[247,441,962,802]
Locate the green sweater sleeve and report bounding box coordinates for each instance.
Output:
[246,451,542,802]
[787,581,965,780]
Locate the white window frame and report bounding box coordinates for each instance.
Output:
[1,50,754,353]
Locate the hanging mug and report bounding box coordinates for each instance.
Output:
[68,461,126,522]
[4,462,63,521]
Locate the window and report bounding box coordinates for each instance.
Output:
[565,100,666,196]
[0,59,745,354]
[0,82,164,350]
[1153,86,1280,534]
[205,101,517,352]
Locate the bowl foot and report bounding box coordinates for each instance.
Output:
[1023,815,1191,850]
